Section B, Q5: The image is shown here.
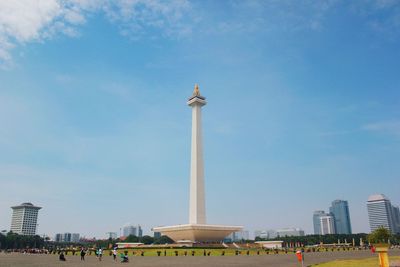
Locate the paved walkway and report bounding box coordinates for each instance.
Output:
[0,250,400,267]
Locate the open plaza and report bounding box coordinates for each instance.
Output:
[1,249,400,267]
[1,1,400,267]
[1,87,399,267]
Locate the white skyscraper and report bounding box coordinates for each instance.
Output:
[367,194,397,234]
[10,203,41,236]
[320,215,336,235]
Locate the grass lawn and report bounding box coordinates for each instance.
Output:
[64,248,280,257]
[312,256,400,266]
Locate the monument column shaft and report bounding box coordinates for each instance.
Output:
[189,103,206,224]
[151,86,243,242]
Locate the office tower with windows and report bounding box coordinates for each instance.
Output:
[122,224,143,237]
[392,205,400,234]
[10,202,41,236]
[329,200,352,234]
[313,210,326,235]
[320,214,336,234]
[367,194,396,234]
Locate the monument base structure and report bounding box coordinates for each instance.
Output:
[152,224,242,242]
[152,85,242,243]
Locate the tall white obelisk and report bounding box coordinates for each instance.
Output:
[187,84,206,225]
[152,84,242,242]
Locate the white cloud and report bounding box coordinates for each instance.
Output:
[0,1,60,42]
[0,0,96,67]
[0,0,192,67]
[1,0,399,67]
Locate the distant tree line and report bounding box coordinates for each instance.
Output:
[8,231,399,250]
[93,235,174,249]
[0,232,45,249]
[124,234,173,245]
[254,233,400,246]
[0,232,175,250]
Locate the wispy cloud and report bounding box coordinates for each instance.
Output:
[219,0,339,34]
[362,120,400,137]
[220,0,400,37]
[103,0,193,39]
[317,130,356,137]
[351,0,400,38]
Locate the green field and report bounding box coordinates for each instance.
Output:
[64,248,280,257]
[312,256,400,267]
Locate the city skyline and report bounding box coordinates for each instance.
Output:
[0,1,400,238]
[2,194,400,239]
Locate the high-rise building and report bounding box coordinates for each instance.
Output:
[55,233,63,242]
[54,233,80,242]
[122,224,142,237]
[392,205,400,234]
[254,230,274,239]
[10,202,41,236]
[276,228,305,237]
[71,233,80,243]
[153,232,161,239]
[329,200,352,234]
[106,232,118,239]
[255,228,304,239]
[226,230,250,242]
[254,230,278,239]
[313,210,326,235]
[64,233,72,242]
[367,194,397,234]
[138,226,143,237]
[320,215,336,235]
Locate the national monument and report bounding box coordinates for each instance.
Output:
[152,85,242,242]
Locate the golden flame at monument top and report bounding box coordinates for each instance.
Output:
[193,84,200,96]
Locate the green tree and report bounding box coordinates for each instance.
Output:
[0,232,44,249]
[125,235,139,243]
[140,235,154,245]
[368,227,391,244]
[154,235,174,244]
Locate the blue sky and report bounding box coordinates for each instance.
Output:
[0,0,399,238]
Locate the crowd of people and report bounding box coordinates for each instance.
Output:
[58,247,129,263]
[0,249,49,254]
